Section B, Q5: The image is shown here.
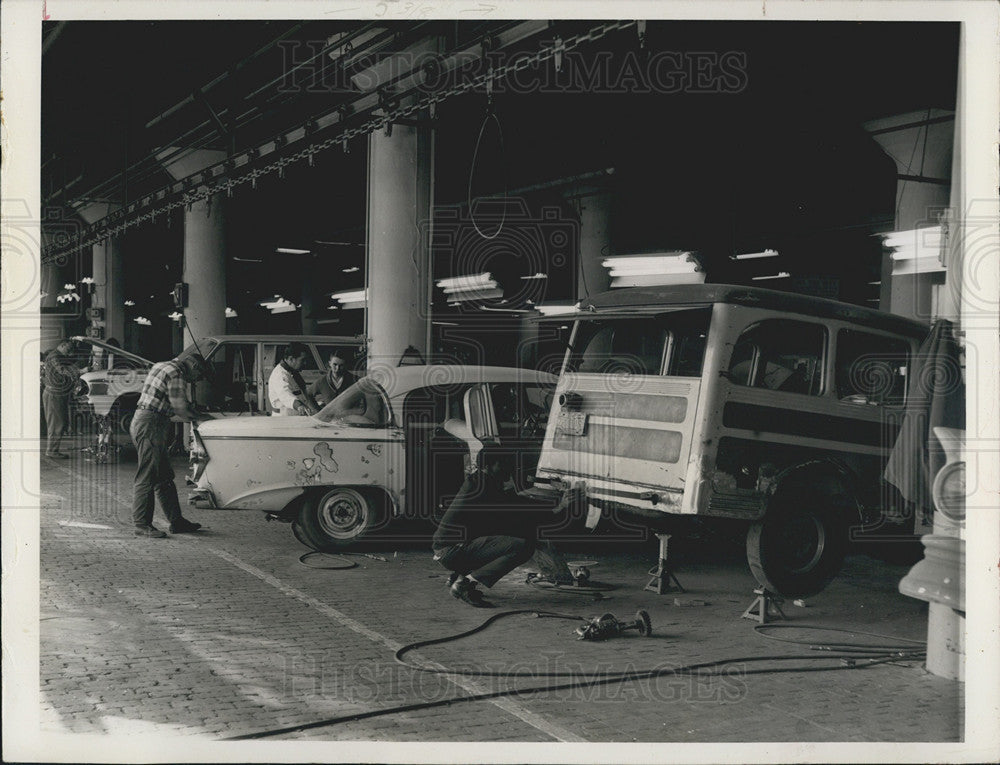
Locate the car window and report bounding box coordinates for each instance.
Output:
[314,344,364,376]
[728,320,826,396]
[568,309,711,377]
[835,330,910,406]
[315,378,389,427]
[204,342,258,412]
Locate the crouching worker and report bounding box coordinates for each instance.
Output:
[432,447,580,608]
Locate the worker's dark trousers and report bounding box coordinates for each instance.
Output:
[130,411,182,528]
[42,390,69,454]
[436,535,534,588]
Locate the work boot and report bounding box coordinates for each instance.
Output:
[134,525,167,538]
[169,518,203,534]
[450,577,495,608]
[46,451,69,459]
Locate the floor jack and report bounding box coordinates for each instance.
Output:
[645,533,685,594]
[741,587,786,624]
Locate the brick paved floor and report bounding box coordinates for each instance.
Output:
[32,446,964,750]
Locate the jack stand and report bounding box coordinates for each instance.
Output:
[741,587,786,623]
[645,533,685,594]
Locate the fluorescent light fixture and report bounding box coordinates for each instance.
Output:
[329,288,368,303]
[258,295,299,313]
[438,272,503,303]
[134,316,152,326]
[731,249,779,260]
[602,253,703,286]
[342,266,360,273]
[534,302,579,316]
[891,256,946,276]
[520,272,548,280]
[329,288,368,310]
[276,247,311,255]
[602,252,699,277]
[447,288,504,304]
[610,271,706,288]
[437,273,498,292]
[881,226,942,251]
[868,281,882,285]
[225,307,238,318]
[751,272,791,281]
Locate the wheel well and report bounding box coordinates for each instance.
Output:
[768,462,862,523]
[113,392,140,411]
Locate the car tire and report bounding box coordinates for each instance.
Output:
[296,487,384,551]
[746,494,847,598]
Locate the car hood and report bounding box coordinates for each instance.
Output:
[196,415,376,437]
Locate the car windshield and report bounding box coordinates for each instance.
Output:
[314,377,390,427]
[180,337,220,362]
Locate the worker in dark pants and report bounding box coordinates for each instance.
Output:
[42,339,81,458]
[131,353,212,538]
[432,448,580,607]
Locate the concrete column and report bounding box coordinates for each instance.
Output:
[365,117,434,368]
[183,196,227,341]
[571,189,612,300]
[300,260,320,336]
[158,149,228,344]
[864,110,954,321]
[91,238,125,343]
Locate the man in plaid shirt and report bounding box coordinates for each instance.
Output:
[131,352,212,538]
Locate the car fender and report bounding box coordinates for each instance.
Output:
[220,484,306,512]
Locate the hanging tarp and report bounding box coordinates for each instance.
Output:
[884,319,966,523]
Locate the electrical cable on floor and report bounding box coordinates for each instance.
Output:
[526,577,617,597]
[223,609,926,741]
[297,551,389,570]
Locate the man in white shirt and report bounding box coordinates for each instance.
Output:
[267,342,318,416]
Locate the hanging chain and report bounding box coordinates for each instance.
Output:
[42,21,636,264]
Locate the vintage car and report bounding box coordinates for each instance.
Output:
[188,365,557,550]
[73,334,364,459]
[528,284,929,597]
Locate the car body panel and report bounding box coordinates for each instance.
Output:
[192,366,557,517]
[534,285,928,523]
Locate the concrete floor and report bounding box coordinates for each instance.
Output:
[33,439,964,754]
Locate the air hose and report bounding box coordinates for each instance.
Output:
[223,610,925,741]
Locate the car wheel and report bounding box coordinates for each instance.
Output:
[111,397,138,438]
[746,495,847,598]
[296,487,384,551]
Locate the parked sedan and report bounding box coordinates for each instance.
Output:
[188,366,557,550]
[72,334,363,460]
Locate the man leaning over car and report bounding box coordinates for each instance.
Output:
[268,342,319,416]
[131,353,212,538]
